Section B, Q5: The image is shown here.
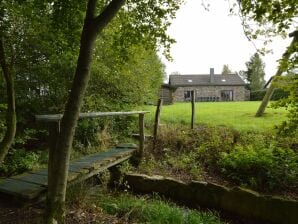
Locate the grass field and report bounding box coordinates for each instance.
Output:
[142,101,287,132]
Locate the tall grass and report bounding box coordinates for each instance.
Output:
[142,101,287,132]
[66,181,225,223]
[96,192,225,224]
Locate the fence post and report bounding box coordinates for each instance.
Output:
[138,113,145,158]
[46,121,61,220]
[191,90,195,129]
[153,98,163,151]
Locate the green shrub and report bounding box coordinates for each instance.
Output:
[166,151,203,179]
[75,119,102,147]
[74,116,136,148]
[0,149,41,176]
[143,124,298,192]
[195,125,235,170]
[155,124,235,155]
[250,89,289,101]
[219,145,298,190]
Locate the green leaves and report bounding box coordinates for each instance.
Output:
[117,0,184,59]
[244,53,266,91]
[237,0,297,52]
[220,144,298,190]
[221,64,233,75]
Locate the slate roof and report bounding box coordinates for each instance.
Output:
[169,74,246,86]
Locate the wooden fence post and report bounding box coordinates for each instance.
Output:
[46,121,61,221]
[138,113,145,158]
[191,90,195,129]
[153,98,163,151]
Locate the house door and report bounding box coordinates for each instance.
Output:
[221,90,233,101]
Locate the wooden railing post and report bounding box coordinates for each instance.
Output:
[138,113,145,158]
[191,90,195,129]
[47,121,61,220]
[153,98,163,151]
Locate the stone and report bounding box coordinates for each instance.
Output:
[124,173,298,224]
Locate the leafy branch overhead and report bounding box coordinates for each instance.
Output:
[239,0,297,31]
[115,0,184,60]
[235,0,298,52]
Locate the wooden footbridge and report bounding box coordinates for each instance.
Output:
[0,111,148,201]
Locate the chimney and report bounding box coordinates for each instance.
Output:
[210,68,214,83]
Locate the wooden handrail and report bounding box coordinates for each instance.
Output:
[35,111,149,122]
[36,110,149,163]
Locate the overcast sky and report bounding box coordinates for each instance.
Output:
[160,0,292,82]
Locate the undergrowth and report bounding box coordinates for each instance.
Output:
[97,192,224,224]
[139,124,298,193]
[66,181,225,224]
[0,149,47,176]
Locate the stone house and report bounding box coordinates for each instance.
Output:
[160,68,249,103]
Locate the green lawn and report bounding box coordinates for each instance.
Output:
[142,101,287,132]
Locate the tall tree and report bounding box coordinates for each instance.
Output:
[234,0,297,117]
[255,31,297,117]
[46,1,127,222]
[0,1,24,163]
[46,0,183,222]
[235,0,297,117]
[0,38,16,163]
[244,53,266,91]
[221,64,232,75]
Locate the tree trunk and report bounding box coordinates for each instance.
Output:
[46,0,126,223]
[0,38,16,164]
[255,31,297,117]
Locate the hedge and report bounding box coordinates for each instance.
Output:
[250,89,289,101]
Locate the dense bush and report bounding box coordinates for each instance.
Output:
[196,125,235,169]
[272,75,298,136]
[220,145,298,190]
[74,116,137,149]
[0,149,43,176]
[154,124,235,155]
[250,89,289,101]
[146,124,298,192]
[74,119,103,147]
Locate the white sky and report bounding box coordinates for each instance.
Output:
[160,0,293,82]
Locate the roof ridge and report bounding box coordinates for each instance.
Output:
[169,74,237,76]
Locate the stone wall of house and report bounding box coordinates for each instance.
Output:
[159,87,173,104]
[244,89,250,101]
[173,85,247,102]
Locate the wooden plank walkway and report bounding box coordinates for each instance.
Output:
[0,143,137,201]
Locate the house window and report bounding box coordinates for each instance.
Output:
[221,90,233,101]
[184,91,192,101]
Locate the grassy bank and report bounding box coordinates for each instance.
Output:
[65,182,225,224]
[137,124,298,199]
[142,101,287,132]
